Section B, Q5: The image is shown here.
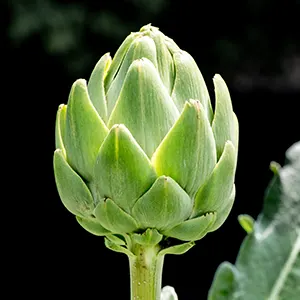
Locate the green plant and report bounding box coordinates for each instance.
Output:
[53,24,299,299]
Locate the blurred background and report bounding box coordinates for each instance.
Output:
[4,0,299,298]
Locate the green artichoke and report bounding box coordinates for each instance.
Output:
[54,24,238,246]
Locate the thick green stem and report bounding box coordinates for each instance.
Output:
[129,243,164,300]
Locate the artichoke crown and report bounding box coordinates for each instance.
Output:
[54,24,239,244]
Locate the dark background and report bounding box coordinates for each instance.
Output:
[4,0,299,299]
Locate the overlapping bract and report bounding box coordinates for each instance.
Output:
[54,24,239,242]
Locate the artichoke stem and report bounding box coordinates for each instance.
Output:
[129,243,164,300]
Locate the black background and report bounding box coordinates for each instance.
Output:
[4,0,299,299]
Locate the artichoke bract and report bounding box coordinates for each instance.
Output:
[54,24,238,248]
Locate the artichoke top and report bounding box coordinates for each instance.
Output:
[104,24,212,120]
[54,24,239,244]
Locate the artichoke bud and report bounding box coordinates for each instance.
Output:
[139,24,176,93]
[106,36,158,116]
[87,53,111,123]
[104,31,141,91]
[108,58,179,157]
[64,79,108,181]
[55,104,67,156]
[54,24,239,252]
[171,51,213,121]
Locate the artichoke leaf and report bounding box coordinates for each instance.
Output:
[64,79,109,181]
[53,149,94,217]
[106,36,158,116]
[88,53,112,123]
[159,242,195,256]
[94,198,138,234]
[162,212,216,241]
[132,176,193,231]
[152,100,216,198]
[208,184,236,232]
[150,29,175,93]
[104,31,140,91]
[171,51,213,120]
[212,74,238,159]
[55,104,67,155]
[192,141,236,218]
[95,124,157,212]
[131,228,163,246]
[108,58,179,158]
[76,216,110,236]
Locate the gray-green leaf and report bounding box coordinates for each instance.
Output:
[208,141,300,300]
[161,286,178,300]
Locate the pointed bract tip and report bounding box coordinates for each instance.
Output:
[162,175,169,181]
[189,99,203,111]
[103,52,112,64]
[224,140,235,151]
[73,78,87,88]
[54,148,67,158]
[140,23,152,31]
[58,104,66,110]
[130,57,155,71]
[213,74,223,81]
[134,35,153,44]
[110,123,128,133]
[110,123,120,130]
[54,148,63,155]
[140,23,159,32]
[173,50,190,60]
[184,100,204,117]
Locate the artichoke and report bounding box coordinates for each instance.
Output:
[54,24,238,248]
